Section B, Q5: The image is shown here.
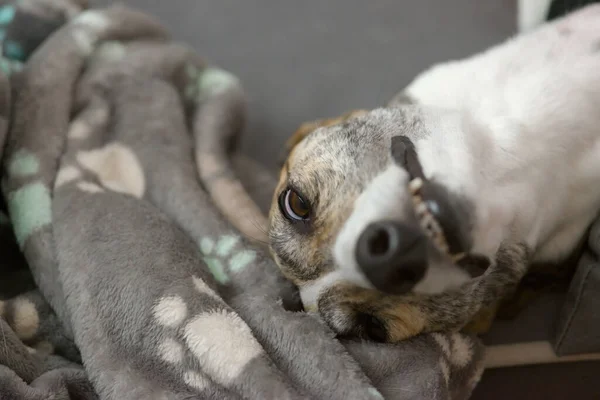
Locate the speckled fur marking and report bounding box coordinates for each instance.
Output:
[269,110,374,284]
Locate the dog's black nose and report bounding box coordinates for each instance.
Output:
[356,220,427,294]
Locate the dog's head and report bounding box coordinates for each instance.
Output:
[269,106,480,311]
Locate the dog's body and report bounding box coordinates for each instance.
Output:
[393,4,600,273]
[269,5,600,342]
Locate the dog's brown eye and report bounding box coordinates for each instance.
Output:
[280,189,310,221]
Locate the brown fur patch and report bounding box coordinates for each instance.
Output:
[379,303,427,342]
[318,283,426,342]
[269,109,370,285]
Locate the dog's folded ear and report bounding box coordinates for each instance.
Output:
[277,109,369,167]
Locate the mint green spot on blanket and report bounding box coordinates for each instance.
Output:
[4,41,25,62]
[229,250,256,273]
[7,182,52,248]
[198,68,239,96]
[204,257,229,284]
[8,149,39,177]
[0,5,15,26]
[216,234,239,257]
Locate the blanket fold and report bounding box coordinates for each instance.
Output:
[0,1,484,399]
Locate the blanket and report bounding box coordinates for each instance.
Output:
[0,1,485,399]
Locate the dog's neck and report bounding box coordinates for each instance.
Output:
[412,109,519,258]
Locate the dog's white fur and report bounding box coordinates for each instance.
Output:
[315,5,600,302]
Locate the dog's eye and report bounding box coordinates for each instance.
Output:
[280,188,310,221]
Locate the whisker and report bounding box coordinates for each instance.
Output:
[248,215,269,236]
[247,236,270,246]
[242,216,271,247]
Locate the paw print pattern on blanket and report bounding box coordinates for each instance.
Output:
[0,296,39,341]
[55,106,142,196]
[54,141,147,198]
[199,234,256,284]
[431,332,483,390]
[151,292,212,391]
[0,291,80,360]
[150,276,264,392]
[76,143,146,198]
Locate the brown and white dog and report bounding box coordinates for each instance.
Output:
[268,5,600,343]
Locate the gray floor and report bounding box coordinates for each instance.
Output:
[92,1,600,399]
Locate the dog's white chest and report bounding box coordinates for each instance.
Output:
[408,5,600,262]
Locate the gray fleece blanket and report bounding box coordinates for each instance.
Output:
[0,1,485,399]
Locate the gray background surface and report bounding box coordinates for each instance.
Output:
[92,1,600,399]
[95,0,516,169]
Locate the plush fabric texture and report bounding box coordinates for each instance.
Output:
[0,1,485,399]
[553,220,600,356]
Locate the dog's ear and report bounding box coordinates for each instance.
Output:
[278,109,369,166]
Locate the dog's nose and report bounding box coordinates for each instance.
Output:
[356,220,427,294]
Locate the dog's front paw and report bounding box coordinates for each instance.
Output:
[317,284,426,343]
[317,288,388,342]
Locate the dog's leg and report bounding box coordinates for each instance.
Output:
[318,243,530,342]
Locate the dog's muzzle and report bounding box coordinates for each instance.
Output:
[351,135,475,294]
[356,220,428,294]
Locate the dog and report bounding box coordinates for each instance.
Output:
[268,5,600,343]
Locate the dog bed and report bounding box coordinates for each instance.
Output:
[0,1,485,399]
